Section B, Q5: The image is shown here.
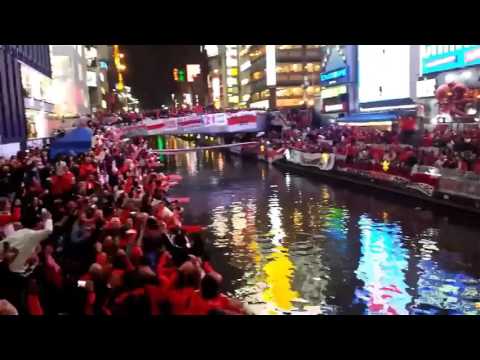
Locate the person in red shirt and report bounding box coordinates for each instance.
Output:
[50,164,75,197]
[168,261,201,315]
[0,198,21,238]
[78,156,97,180]
[188,274,246,315]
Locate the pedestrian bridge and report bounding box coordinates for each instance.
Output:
[117,111,267,138]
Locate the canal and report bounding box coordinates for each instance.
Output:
[164,138,480,315]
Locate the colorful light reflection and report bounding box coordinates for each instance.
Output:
[355,215,411,315]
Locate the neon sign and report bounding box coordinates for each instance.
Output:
[320,67,348,85]
[421,45,480,75]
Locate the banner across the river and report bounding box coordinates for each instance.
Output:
[117,111,266,137]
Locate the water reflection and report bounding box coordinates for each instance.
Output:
[355,216,411,315]
[165,137,480,315]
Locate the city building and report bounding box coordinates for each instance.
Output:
[238,45,252,108]
[204,45,222,109]
[170,49,209,111]
[50,45,90,118]
[244,45,324,110]
[86,45,112,113]
[0,45,51,156]
[110,45,140,113]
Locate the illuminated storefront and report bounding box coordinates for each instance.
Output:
[21,62,56,139]
[50,45,90,118]
[0,45,51,155]
[240,45,323,109]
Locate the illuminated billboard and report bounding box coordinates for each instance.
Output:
[358,45,411,104]
[204,45,219,57]
[186,64,201,82]
[420,45,480,75]
[266,45,276,86]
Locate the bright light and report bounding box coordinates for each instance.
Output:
[382,160,390,172]
[358,45,411,103]
[445,73,456,83]
[187,64,201,82]
[462,71,473,79]
[197,134,201,139]
[266,45,277,86]
[240,60,251,72]
[416,79,436,98]
[320,85,347,99]
[285,149,291,161]
[204,45,219,57]
[119,53,125,59]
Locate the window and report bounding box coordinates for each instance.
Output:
[249,47,266,62]
[251,71,265,81]
[276,87,304,98]
[226,77,238,87]
[276,63,304,73]
[227,68,238,76]
[305,63,321,72]
[251,92,260,101]
[260,89,270,99]
[277,45,302,50]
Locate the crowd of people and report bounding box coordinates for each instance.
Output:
[0,122,248,315]
[278,123,480,175]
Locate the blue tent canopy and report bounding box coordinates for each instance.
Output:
[338,112,398,123]
[49,127,93,159]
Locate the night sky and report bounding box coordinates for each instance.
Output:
[123,45,207,110]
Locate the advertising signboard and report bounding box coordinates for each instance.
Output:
[421,45,480,75]
[358,45,411,104]
[320,67,348,86]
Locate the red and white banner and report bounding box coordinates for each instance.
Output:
[117,111,265,137]
[178,115,203,129]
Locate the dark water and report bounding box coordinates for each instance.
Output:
[165,138,480,315]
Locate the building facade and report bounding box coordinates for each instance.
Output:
[317,45,358,122]
[245,45,324,110]
[50,45,90,118]
[86,45,112,113]
[0,45,51,155]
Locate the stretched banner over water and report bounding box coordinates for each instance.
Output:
[117,111,266,137]
[284,149,335,171]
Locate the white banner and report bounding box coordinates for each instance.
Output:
[285,149,335,171]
